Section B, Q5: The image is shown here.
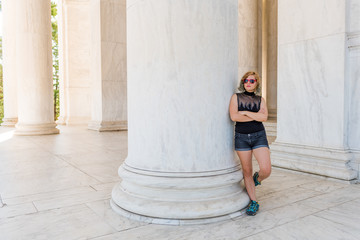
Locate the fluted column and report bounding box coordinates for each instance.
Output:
[111,0,249,224]
[88,0,127,132]
[1,0,18,127]
[14,0,59,135]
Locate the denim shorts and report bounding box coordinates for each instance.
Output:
[234,130,269,151]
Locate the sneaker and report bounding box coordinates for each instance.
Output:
[246,200,260,216]
[253,172,261,186]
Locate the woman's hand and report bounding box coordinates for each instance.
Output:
[244,98,268,122]
[239,111,249,116]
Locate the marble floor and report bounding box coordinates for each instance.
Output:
[0,126,359,240]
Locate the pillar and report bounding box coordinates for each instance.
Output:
[14,0,59,135]
[57,0,92,125]
[111,0,249,224]
[88,0,127,132]
[1,0,18,127]
[265,0,277,119]
[238,0,259,79]
[271,0,357,180]
[348,0,360,179]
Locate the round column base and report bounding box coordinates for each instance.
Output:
[111,164,250,224]
[110,199,246,226]
[1,118,18,127]
[14,123,60,136]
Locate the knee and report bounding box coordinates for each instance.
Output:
[261,167,272,179]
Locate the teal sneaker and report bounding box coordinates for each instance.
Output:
[253,172,261,186]
[246,200,260,216]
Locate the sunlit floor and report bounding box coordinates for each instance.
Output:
[0,125,359,240]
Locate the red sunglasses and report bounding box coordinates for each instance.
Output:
[244,79,257,84]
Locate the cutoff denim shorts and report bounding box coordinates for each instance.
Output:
[234,130,269,151]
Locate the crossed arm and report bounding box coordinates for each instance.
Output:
[229,94,268,122]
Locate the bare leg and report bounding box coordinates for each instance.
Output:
[236,150,256,201]
[253,147,272,182]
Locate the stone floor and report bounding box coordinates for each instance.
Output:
[0,125,360,240]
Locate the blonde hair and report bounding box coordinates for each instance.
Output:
[238,71,262,95]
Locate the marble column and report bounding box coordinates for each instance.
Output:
[14,0,59,135]
[348,0,360,179]
[271,0,357,180]
[265,0,277,119]
[88,0,127,132]
[1,0,18,127]
[57,0,92,125]
[111,0,249,224]
[238,0,259,79]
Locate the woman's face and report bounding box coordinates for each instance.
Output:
[243,75,258,92]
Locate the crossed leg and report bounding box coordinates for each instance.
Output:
[253,147,272,182]
[237,147,271,201]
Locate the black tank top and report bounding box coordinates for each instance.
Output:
[235,91,265,134]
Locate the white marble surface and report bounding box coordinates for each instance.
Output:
[349,0,360,32]
[277,33,346,148]
[0,205,116,240]
[126,0,238,173]
[58,0,92,125]
[273,0,359,178]
[0,125,359,239]
[112,0,251,222]
[89,0,127,131]
[278,0,345,44]
[245,215,359,240]
[1,0,18,126]
[238,0,258,78]
[14,0,59,135]
[348,33,360,151]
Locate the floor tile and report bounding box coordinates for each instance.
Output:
[3,186,95,206]
[244,215,360,240]
[86,199,149,232]
[0,204,116,240]
[0,202,37,219]
[0,166,101,199]
[33,189,111,211]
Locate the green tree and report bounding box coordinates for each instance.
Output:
[51,1,60,120]
[0,36,3,124]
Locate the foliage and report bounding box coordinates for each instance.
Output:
[52,1,60,120]
[0,37,3,124]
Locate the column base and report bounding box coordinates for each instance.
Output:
[14,123,60,136]
[111,164,250,224]
[110,199,245,226]
[270,141,358,181]
[1,118,18,127]
[88,120,127,132]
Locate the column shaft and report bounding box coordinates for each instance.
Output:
[15,0,59,135]
[2,0,18,126]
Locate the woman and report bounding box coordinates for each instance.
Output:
[229,71,271,216]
